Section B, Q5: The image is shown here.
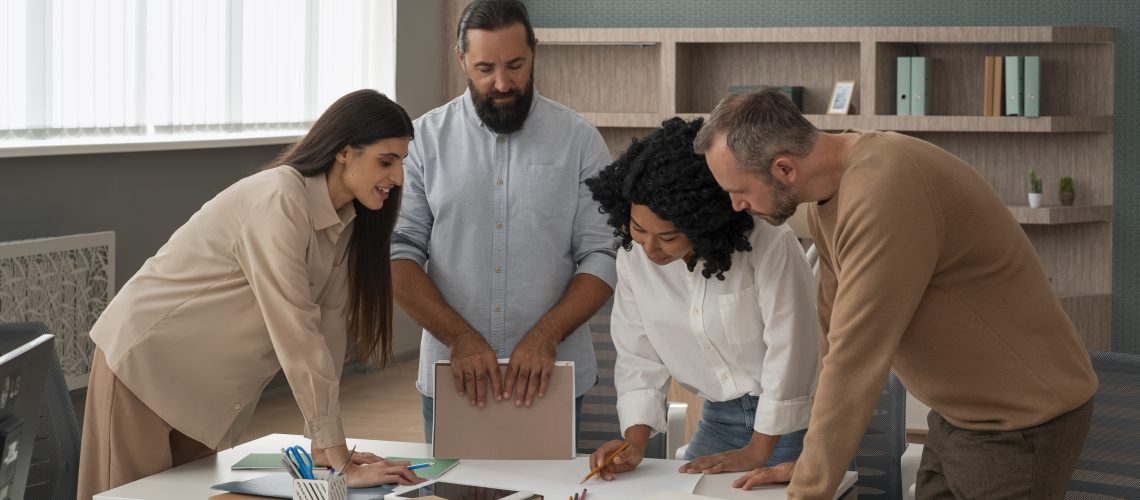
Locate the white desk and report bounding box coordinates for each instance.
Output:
[95,434,856,500]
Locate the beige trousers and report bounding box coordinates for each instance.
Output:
[76,348,216,500]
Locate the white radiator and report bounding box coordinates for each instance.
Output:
[0,232,114,389]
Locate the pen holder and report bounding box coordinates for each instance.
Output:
[292,473,347,500]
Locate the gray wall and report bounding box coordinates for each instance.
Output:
[522,0,1140,354]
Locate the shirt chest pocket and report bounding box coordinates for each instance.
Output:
[716,285,765,347]
[514,163,576,221]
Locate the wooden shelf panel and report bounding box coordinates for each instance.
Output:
[1008,205,1113,224]
[1056,292,1112,351]
[535,26,1114,44]
[583,113,1109,133]
[849,115,1110,132]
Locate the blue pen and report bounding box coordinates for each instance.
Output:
[407,462,433,471]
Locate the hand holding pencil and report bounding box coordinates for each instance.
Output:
[583,439,644,482]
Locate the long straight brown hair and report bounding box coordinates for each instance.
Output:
[265,89,413,368]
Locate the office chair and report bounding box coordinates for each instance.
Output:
[1067,350,1140,499]
[0,321,82,500]
[577,299,673,458]
[577,299,623,455]
[850,372,907,499]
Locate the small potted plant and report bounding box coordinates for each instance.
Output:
[1059,176,1075,206]
[1028,169,1043,208]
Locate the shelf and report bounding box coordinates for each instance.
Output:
[579,112,669,128]
[865,116,1111,133]
[1008,205,1113,225]
[535,26,1114,44]
[580,113,1110,134]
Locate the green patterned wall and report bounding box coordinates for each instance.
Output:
[523,0,1140,353]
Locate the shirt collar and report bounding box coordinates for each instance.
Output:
[461,87,542,132]
[303,171,355,230]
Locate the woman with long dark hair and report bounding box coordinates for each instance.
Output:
[584,118,819,484]
[77,89,425,498]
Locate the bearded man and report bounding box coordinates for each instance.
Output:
[390,0,616,445]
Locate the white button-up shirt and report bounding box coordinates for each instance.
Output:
[612,220,819,436]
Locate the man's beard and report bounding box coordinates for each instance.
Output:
[469,73,534,135]
[759,177,799,226]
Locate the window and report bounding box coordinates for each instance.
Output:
[0,0,395,145]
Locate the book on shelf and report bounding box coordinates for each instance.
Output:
[983,56,996,116]
[1005,55,1025,116]
[992,56,1004,116]
[897,56,912,115]
[910,56,929,116]
[1024,55,1041,117]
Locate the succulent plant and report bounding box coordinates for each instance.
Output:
[1029,169,1043,194]
[1060,176,1074,193]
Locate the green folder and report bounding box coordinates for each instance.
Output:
[1005,55,1024,116]
[896,56,912,115]
[231,452,284,470]
[1024,56,1041,117]
[385,456,460,479]
[910,57,928,116]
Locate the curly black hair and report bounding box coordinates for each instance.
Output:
[585,117,755,280]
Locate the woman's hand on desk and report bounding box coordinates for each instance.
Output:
[679,431,778,474]
[343,460,427,488]
[730,460,796,490]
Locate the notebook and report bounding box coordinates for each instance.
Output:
[231,452,283,470]
[432,360,575,460]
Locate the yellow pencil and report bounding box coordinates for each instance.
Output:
[580,442,630,484]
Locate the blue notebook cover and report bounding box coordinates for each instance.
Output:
[212,472,394,500]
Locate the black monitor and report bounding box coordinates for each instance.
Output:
[0,333,52,500]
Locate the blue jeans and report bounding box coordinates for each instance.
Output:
[421,393,584,447]
[682,395,807,466]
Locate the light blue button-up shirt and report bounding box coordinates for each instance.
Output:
[392,89,617,398]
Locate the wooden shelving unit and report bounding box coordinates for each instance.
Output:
[533,25,1115,351]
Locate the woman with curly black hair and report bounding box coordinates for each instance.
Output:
[584,117,819,483]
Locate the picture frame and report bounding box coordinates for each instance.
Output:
[827,80,856,115]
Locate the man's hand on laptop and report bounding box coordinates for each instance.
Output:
[450,333,503,407]
[503,329,558,407]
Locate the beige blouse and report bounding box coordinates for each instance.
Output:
[90,165,356,450]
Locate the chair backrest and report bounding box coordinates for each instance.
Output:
[1067,351,1140,499]
[578,299,622,454]
[852,372,907,499]
[0,322,81,500]
[576,299,666,457]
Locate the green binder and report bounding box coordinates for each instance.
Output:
[910,57,929,116]
[1024,56,1040,117]
[1004,55,1024,116]
[896,57,911,115]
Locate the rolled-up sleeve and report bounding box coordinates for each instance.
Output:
[392,136,432,266]
[611,260,671,436]
[235,191,346,449]
[752,230,819,436]
[571,129,618,288]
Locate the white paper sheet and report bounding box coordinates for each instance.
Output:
[426,457,702,500]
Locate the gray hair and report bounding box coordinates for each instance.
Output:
[693,88,818,180]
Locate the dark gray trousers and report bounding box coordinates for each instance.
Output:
[917,398,1093,500]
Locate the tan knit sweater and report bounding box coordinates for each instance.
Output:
[789,131,1097,498]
